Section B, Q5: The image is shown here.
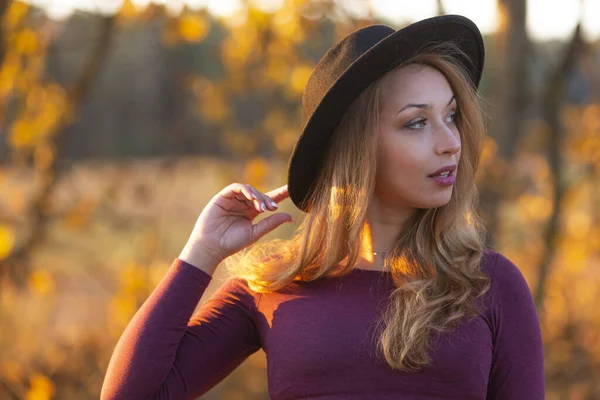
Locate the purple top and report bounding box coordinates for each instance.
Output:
[101,249,545,399]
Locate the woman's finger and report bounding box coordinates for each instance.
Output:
[246,184,274,212]
[226,184,261,213]
[247,184,289,210]
[223,183,286,214]
[251,212,294,242]
[265,184,289,204]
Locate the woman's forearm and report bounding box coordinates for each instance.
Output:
[100,258,213,400]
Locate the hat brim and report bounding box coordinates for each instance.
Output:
[287,14,485,212]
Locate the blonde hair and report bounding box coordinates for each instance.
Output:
[225,41,492,372]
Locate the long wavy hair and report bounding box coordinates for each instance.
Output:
[224,41,492,372]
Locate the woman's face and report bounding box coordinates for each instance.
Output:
[375,63,461,211]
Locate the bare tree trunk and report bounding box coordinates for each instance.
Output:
[0,16,116,286]
[533,23,586,312]
[480,0,530,249]
[0,0,10,66]
[494,0,530,160]
[436,0,446,15]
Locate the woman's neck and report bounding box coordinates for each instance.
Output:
[353,257,388,272]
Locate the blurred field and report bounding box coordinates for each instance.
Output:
[0,156,298,399]
[1,152,600,398]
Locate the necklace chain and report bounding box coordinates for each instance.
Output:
[371,250,390,270]
[372,251,389,257]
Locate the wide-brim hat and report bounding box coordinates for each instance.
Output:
[286,14,485,212]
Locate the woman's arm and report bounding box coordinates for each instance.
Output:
[486,252,546,399]
[100,258,262,400]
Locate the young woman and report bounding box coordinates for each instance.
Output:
[101,14,545,400]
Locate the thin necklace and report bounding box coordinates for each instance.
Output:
[372,251,389,257]
[372,250,390,271]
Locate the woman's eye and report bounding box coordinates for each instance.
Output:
[405,112,457,130]
[447,111,458,124]
[406,118,426,129]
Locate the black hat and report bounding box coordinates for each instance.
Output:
[286,14,485,212]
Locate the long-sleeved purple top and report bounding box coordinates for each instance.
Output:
[101,249,545,399]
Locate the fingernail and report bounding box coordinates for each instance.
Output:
[261,203,266,211]
[271,201,278,208]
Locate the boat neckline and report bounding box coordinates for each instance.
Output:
[352,268,391,273]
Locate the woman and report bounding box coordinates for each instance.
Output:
[101,14,545,400]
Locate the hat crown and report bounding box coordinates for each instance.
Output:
[302,25,395,118]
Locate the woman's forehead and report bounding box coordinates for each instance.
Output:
[380,66,454,107]
[383,64,447,89]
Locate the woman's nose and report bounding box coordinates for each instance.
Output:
[435,122,460,155]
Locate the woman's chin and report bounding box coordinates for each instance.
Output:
[419,193,453,209]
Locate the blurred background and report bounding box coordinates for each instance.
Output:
[0,0,599,398]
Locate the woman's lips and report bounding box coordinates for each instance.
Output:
[428,170,456,186]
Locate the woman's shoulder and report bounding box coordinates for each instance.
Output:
[479,248,535,310]
[480,248,527,281]
[203,273,263,314]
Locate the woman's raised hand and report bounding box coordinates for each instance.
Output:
[180,183,293,270]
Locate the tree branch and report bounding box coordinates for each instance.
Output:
[533,22,586,312]
[0,0,11,67]
[1,15,116,285]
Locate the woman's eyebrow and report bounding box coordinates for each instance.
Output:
[396,95,456,115]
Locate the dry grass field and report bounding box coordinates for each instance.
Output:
[0,156,298,399]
